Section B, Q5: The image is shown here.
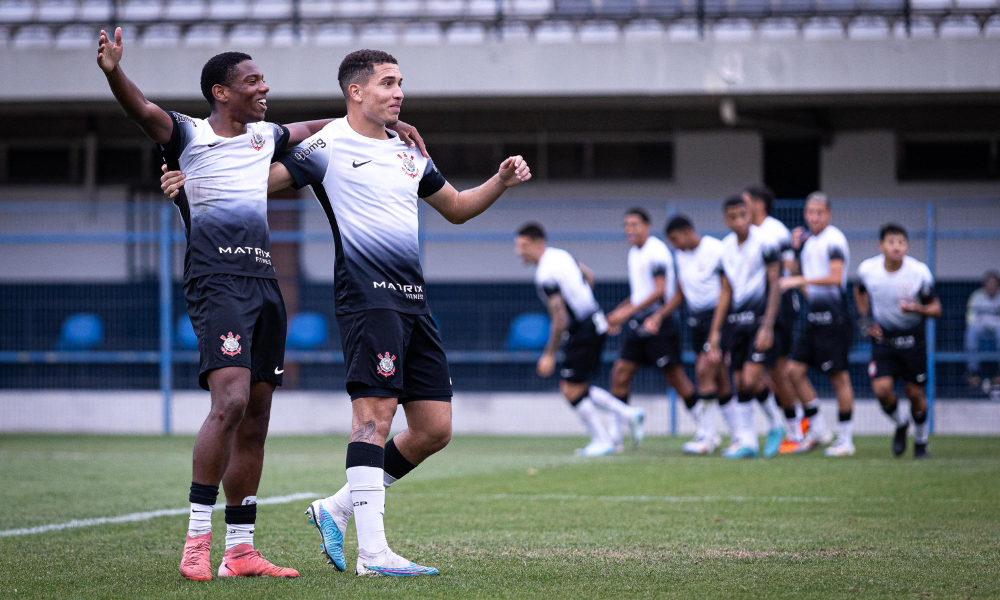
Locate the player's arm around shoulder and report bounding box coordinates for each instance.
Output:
[423,155,531,224]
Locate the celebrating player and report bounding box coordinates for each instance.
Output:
[706,197,783,459]
[101,29,424,580]
[169,50,531,576]
[781,192,856,457]
[855,223,940,459]
[664,216,730,454]
[606,209,697,451]
[515,223,644,457]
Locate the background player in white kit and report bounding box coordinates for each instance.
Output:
[781,192,856,457]
[606,209,697,450]
[855,223,940,459]
[706,197,783,459]
[663,216,730,454]
[515,223,644,457]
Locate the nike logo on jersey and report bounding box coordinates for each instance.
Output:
[274,367,284,375]
[207,141,223,148]
[352,160,372,168]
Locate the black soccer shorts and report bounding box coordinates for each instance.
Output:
[869,332,927,385]
[559,314,607,384]
[619,314,682,369]
[727,323,780,370]
[337,309,452,403]
[184,273,287,391]
[687,309,715,357]
[792,318,852,374]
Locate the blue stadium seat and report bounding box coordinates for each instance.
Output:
[176,314,198,349]
[56,313,104,350]
[506,312,551,351]
[287,312,328,349]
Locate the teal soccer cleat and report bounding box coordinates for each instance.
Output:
[306,500,347,571]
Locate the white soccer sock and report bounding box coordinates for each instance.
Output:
[697,399,717,438]
[348,466,388,555]
[574,397,611,445]
[887,403,909,427]
[914,420,929,444]
[804,400,829,437]
[607,414,624,446]
[762,395,784,429]
[738,401,759,449]
[225,523,254,550]
[838,418,854,445]
[689,397,705,429]
[322,483,355,532]
[187,503,213,537]
[720,400,739,439]
[588,386,636,418]
[785,412,804,443]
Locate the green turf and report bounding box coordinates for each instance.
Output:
[2,434,999,599]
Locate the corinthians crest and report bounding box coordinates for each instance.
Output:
[376,352,396,377]
[397,153,418,178]
[220,332,242,356]
[250,131,265,151]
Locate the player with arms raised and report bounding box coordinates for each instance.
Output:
[855,223,940,458]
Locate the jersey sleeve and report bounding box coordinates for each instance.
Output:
[828,236,847,261]
[278,132,331,190]
[158,112,196,170]
[918,265,937,302]
[270,123,291,162]
[761,243,780,265]
[649,244,670,278]
[417,158,447,198]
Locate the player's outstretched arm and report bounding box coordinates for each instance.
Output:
[537,293,568,378]
[160,162,295,198]
[423,156,530,224]
[97,27,173,146]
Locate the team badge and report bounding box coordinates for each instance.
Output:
[397,153,418,178]
[221,332,242,356]
[250,131,265,151]
[376,352,396,377]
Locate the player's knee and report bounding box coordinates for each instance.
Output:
[872,381,894,402]
[417,422,452,453]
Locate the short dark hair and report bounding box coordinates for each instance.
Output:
[201,52,253,106]
[338,49,398,98]
[744,185,774,215]
[625,208,650,224]
[879,223,908,241]
[666,215,694,235]
[517,222,546,241]
[724,195,745,211]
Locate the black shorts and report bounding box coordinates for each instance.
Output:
[869,333,927,385]
[620,314,682,369]
[337,309,452,403]
[687,309,715,356]
[773,290,800,358]
[560,314,607,384]
[792,317,852,374]
[184,274,287,392]
[727,324,779,370]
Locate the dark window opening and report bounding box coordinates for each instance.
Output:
[898,139,998,181]
[593,142,673,179]
[8,147,76,184]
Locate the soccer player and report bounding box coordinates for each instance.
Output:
[606,209,697,450]
[743,185,832,455]
[855,223,940,459]
[781,192,856,457]
[705,197,783,459]
[515,223,644,457]
[167,50,530,577]
[964,271,1000,388]
[99,30,422,580]
[663,216,730,454]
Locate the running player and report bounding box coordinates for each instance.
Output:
[103,31,424,580]
[781,192,856,457]
[743,186,832,454]
[855,223,940,459]
[663,215,730,454]
[706,197,783,459]
[515,223,644,457]
[606,209,697,450]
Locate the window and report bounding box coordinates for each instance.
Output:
[428,143,496,179]
[593,142,673,180]
[7,146,77,183]
[898,138,999,181]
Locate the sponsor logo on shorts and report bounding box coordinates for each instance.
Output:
[751,352,765,363]
[250,131,265,151]
[560,368,575,378]
[220,332,241,356]
[916,373,927,383]
[868,361,877,378]
[377,352,396,378]
[807,311,833,325]
[398,153,419,179]
[656,356,671,368]
[821,360,835,372]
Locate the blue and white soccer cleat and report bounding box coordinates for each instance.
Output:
[722,444,758,459]
[575,440,615,457]
[629,408,646,450]
[763,425,784,458]
[305,500,347,571]
[357,549,439,577]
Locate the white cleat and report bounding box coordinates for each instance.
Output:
[356,547,438,577]
[629,408,646,450]
[575,440,615,457]
[824,438,856,457]
[682,432,720,455]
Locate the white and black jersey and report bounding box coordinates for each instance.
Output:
[755,216,794,274]
[800,224,851,320]
[534,247,603,331]
[628,236,675,319]
[857,255,936,336]
[279,118,447,315]
[720,227,780,326]
[160,111,290,281]
[675,235,724,315]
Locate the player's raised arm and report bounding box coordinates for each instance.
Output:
[422,156,531,224]
[97,27,173,145]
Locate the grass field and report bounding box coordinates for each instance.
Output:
[2,434,999,599]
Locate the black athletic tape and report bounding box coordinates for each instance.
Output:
[912,410,927,424]
[838,411,853,422]
[569,394,589,407]
[783,407,797,419]
[615,394,630,405]
[718,394,733,406]
[384,438,417,480]
[803,404,819,418]
[189,481,219,506]
[346,441,385,470]
[755,388,771,404]
[224,503,257,525]
[881,402,899,416]
[683,395,699,410]
[737,391,754,404]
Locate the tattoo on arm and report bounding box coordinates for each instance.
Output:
[350,419,378,444]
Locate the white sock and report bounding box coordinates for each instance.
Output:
[762,395,784,429]
[574,397,611,445]
[347,466,388,555]
[887,403,909,427]
[187,502,213,537]
[322,483,355,532]
[689,398,705,430]
[225,523,254,550]
[804,401,829,437]
[738,401,759,449]
[785,412,804,443]
[607,414,624,446]
[838,418,854,445]
[720,400,739,439]
[588,386,636,419]
[914,419,929,444]
[697,399,716,438]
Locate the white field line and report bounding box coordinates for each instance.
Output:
[0,492,319,538]
[399,492,965,504]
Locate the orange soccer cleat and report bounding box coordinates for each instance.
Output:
[179,532,213,581]
[218,544,299,578]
